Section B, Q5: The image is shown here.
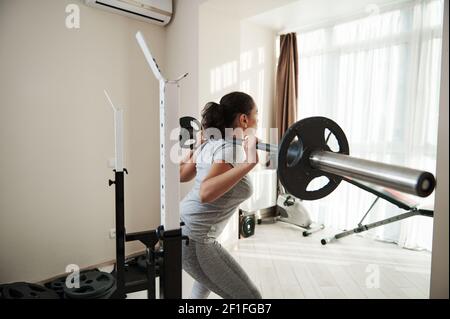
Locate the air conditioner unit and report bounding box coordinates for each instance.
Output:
[85,0,172,26]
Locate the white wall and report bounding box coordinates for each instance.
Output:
[166,0,203,116]
[430,0,449,299]
[240,20,277,141]
[166,0,203,199]
[0,0,165,283]
[199,3,241,107]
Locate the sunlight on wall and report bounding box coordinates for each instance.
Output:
[210,61,238,95]
[207,48,268,141]
[240,79,251,92]
[258,47,265,64]
[240,51,253,72]
[237,48,267,138]
[257,69,265,137]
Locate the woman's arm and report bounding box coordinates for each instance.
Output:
[199,161,256,203]
[199,136,258,203]
[180,150,196,183]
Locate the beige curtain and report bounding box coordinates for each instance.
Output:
[276,33,298,141]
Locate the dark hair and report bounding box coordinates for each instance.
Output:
[201,91,255,138]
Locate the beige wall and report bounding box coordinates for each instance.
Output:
[430,0,449,299]
[0,0,165,282]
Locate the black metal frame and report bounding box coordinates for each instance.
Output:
[320,177,434,245]
[107,169,186,299]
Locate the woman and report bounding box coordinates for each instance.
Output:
[179,91,262,299]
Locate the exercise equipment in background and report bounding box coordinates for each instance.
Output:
[320,178,434,245]
[277,193,324,237]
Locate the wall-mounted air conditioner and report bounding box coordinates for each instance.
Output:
[85,0,172,26]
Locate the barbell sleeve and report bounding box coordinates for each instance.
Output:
[309,150,436,198]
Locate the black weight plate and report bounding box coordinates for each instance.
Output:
[63,270,115,299]
[44,275,66,299]
[179,116,202,149]
[2,282,59,299]
[278,117,349,200]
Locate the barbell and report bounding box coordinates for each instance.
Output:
[179,116,436,200]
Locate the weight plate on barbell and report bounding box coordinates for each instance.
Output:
[179,116,202,150]
[278,117,349,200]
[63,270,115,299]
[1,282,59,299]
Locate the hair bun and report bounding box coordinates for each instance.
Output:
[201,92,255,140]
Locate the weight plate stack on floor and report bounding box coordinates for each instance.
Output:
[44,275,67,299]
[63,270,115,299]
[1,282,59,299]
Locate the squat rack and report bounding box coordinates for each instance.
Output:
[105,31,188,299]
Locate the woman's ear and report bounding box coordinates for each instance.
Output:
[240,113,248,127]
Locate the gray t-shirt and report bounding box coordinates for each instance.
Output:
[180,139,253,243]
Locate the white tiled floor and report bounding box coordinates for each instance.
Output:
[127,221,432,299]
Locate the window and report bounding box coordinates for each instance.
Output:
[295,0,444,250]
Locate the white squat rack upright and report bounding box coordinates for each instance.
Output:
[135,31,189,298]
[136,31,188,232]
[105,32,188,299]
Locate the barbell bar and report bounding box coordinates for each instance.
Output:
[179,116,436,200]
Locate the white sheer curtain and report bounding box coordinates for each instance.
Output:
[296,0,444,251]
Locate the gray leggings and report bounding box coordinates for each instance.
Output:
[182,239,262,299]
